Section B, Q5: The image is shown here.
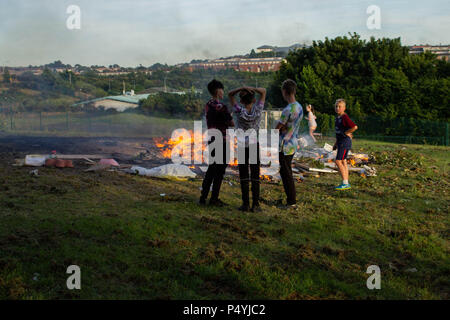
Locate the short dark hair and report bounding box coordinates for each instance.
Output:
[207,79,224,96]
[239,89,255,105]
[281,79,297,95]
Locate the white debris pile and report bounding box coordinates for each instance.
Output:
[294,143,337,162]
[126,164,197,178]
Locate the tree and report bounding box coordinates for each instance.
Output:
[269,33,450,120]
[3,68,11,83]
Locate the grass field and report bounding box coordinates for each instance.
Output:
[0,139,448,299]
[0,112,195,137]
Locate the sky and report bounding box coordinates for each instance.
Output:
[0,0,449,67]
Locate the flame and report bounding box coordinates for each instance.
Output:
[154,131,239,166]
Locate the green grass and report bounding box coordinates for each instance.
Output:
[0,112,194,138]
[0,140,449,299]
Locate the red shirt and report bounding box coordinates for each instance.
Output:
[335,113,356,142]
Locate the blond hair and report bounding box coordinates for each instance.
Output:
[335,99,346,107]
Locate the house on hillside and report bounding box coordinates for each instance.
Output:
[73,87,189,112]
[73,91,153,112]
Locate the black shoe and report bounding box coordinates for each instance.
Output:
[209,199,228,207]
[251,205,262,213]
[198,197,207,205]
[238,204,250,212]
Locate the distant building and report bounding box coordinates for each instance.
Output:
[256,43,309,55]
[73,88,187,112]
[186,57,285,72]
[409,45,450,61]
[73,91,153,112]
[256,45,275,53]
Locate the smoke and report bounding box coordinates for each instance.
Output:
[1,0,448,66]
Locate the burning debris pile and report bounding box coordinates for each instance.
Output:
[9,135,377,182]
[293,143,377,177]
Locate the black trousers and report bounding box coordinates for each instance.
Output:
[238,144,260,207]
[279,152,296,205]
[200,140,228,201]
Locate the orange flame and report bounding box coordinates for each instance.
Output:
[154,131,239,166]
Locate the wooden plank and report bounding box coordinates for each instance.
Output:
[309,168,338,173]
[56,154,111,159]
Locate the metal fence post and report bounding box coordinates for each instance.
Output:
[446,122,449,147]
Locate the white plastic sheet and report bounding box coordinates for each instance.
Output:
[25,155,47,167]
[130,164,197,178]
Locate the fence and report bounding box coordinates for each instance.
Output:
[0,111,194,138]
[261,111,449,146]
[0,110,449,146]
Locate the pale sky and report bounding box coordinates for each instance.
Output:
[0,0,449,67]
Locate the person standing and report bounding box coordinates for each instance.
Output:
[229,86,266,212]
[199,79,234,206]
[306,104,318,143]
[275,79,303,207]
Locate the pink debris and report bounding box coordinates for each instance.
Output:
[99,159,120,167]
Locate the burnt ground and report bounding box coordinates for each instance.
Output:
[0,135,171,166]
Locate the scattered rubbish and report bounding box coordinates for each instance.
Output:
[361,165,377,177]
[53,159,74,168]
[309,168,338,173]
[29,169,39,177]
[298,135,316,148]
[260,167,279,177]
[225,167,239,176]
[32,273,40,281]
[128,164,197,178]
[405,268,418,273]
[323,143,334,153]
[99,159,120,167]
[45,158,56,167]
[85,163,114,172]
[388,263,398,271]
[12,159,25,167]
[83,158,95,163]
[56,154,110,159]
[25,155,47,167]
[160,193,166,197]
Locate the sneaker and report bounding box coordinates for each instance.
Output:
[238,204,250,212]
[335,183,351,190]
[209,199,228,207]
[198,197,207,205]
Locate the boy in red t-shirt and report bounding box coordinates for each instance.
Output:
[333,99,358,190]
